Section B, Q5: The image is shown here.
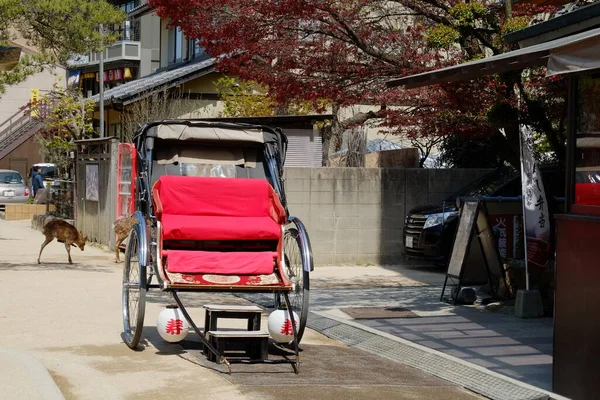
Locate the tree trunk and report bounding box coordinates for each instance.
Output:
[321,124,332,167]
[345,126,366,167]
[490,127,521,169]
[330,104,344,163]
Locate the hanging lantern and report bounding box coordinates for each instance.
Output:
[267,309,299,343]
[156,305,190,343]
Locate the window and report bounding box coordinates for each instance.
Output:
[175,27,183,61]
[193,39,204,58]
[574,73,600,210]
[168,26,185,64]
[0,172,24,184]
[119,1,136,13]
[168,28,175,63]
[194,40,201,56]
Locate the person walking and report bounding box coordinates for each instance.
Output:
[32,167,44,198]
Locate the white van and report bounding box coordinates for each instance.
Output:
[30,163,58,189]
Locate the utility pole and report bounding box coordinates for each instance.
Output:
[99,23,105,138]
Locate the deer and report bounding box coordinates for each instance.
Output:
[38,220,87,264]
[114,215,151,263]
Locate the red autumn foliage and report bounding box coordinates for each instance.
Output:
[150,0,566,166]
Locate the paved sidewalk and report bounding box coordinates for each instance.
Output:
[0,220,248,399]
[0,219,484,400]
[0,348,65,400]
[239,264,564,400]
[310,286,553,391]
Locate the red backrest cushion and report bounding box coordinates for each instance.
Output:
[153,176,285,221]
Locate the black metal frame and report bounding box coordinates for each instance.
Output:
[123,120,309,373]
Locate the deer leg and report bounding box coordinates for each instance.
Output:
[65,242,73,264]
[115,234,122,263]
[38,237,54,264]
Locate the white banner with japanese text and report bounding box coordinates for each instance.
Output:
[520,125,551,269]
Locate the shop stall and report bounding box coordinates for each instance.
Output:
[386,27,600,399]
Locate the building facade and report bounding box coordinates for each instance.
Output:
[0,37,66,178]
[67,0,326,167]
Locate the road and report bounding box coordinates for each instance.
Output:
[0,219,479,400]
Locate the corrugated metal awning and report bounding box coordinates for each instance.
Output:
[387,26,600,89]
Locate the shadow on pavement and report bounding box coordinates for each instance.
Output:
[0,261,114,273]
[322,285,554,390]
[176,337,479,399]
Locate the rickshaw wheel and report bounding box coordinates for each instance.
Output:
[122,228,147,349]
[276,227,310,343]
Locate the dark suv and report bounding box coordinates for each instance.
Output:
[403,165,565,265]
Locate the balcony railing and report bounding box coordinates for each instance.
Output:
[68,21,141,67]
[112,21,141,42]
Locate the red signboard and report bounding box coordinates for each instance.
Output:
[489,213,524,260]
[116,143,137,220]
[96,68,125,82]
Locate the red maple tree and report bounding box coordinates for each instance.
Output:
[150,0,565,167]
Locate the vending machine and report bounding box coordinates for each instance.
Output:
[116,143,137,221]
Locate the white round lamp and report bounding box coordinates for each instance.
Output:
[267,309,299,343]
[157,305,190,343]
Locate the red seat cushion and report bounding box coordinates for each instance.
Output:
[166,249,275,275]
[162,214,281,241]
[152,175,286,222]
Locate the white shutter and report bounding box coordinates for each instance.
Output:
[283,128,322,167]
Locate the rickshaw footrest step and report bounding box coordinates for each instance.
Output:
[204,331,269,362]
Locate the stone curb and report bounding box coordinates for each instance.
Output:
[234,292,569,400]
[308,311,571,400]
[0,347,65,400]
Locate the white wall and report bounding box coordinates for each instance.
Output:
[0,66,65,126]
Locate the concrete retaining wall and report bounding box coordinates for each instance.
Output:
[1,204,55,221]
[283,167,491,266]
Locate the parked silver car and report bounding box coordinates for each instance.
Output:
[0,169,30,207]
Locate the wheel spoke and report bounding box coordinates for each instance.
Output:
[280,226,309,344]
[122,228,146,349]
[283,230,304,313]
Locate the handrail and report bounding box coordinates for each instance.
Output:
[0,101,50,141]
[0,108,29,133]
[0,116,37,145]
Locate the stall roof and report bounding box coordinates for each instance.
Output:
[387,26,600,89]
[505,1,600,46]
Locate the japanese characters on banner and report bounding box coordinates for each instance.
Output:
[95,68,126,82]
[520,125,551,270]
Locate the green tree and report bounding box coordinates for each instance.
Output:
[0,0,124,95]
[29,83,96,175]
[214,77,277,117]
[215,76,323,117]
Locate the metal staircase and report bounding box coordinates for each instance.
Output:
[0,109,42,161]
